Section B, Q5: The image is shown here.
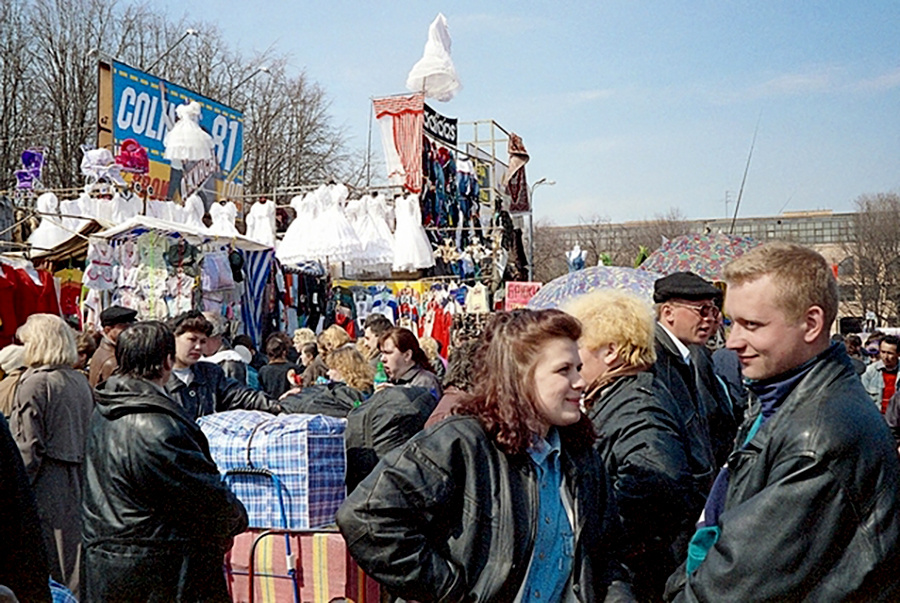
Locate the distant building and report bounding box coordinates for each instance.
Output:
[543,210,890,331]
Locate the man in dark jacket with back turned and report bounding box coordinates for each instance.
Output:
[665,242,900,601]
[82,321,248,602]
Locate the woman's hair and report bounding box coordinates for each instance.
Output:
[265,332,292,360]
[455,309,594,455]
[564,289,656,371]
[293,328,316,347]
[170,310,213,337]
[443,339,483,390]
[378,327,431,370]
[17,313,78,367]
[301,342,319,359]
[318,325,351,357]
[326,346,375,391]
[76,330,98,359]
[418,336,442,373]
[116,321,176,380]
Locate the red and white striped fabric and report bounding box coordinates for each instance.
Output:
[372,93,424,193]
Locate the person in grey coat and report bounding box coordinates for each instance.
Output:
[9,314,94,595]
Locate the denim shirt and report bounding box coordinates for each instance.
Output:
[518,428,575,602]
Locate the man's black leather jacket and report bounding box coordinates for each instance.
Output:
[665,345,900,601]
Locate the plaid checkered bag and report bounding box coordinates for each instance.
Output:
[199,410,347,530]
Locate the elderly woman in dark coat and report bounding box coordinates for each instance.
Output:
[10,313,94,594]
[566,290,716,602]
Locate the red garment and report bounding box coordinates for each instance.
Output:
[0,265,18,347]
[0,265,60,347]
[882,372,897,414]
[431,306,452,358]
[333,312,357,340]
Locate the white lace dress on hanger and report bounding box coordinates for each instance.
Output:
[109,192,142,223]
[29,192,71,251]
[164,101,215,162]
[58,195,92,234]
[307,183,363,262]
[392,194,434,271]
[183,194,207,231]
[245,199,277,247]
[277,191,321,265]
[208,201,240,237]
[347,194,394,278]
[278,184,362,264]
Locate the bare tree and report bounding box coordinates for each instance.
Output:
[0,0,34,189]
[841,192,900,326]
[532,217,569,283]
[0,0,358,208]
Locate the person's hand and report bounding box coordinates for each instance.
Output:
[374,381,393,392]
[280,387,302,400]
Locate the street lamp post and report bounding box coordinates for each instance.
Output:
[528,177,556,281]
[227,66,271,97]
[143,28,199,74]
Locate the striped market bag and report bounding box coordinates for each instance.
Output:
[199,410,347,530]
[225,529,380,603]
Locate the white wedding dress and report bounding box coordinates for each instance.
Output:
[392,194,434,271]
[208,201,240,237]
[245,199,277,247]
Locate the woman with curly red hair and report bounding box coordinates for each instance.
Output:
[337,309,632,602]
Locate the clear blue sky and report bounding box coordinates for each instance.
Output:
[159,1,899,225]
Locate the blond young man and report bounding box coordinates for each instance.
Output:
[665,242,900,601]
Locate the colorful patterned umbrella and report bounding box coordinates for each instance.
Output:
[527,265,663,310]
[639,233,760,281]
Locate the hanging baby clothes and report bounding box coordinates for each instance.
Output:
[392,194,435,271]
[166,271,195,316]
[28,192,71,252]
[133,233,169,320]
[117,238,140,288]
[208,201,240,237]
[83,238,118,291]
[245,199,277,247]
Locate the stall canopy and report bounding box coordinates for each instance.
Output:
[92,215,273,252]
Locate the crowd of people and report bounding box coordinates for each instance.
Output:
[2,241,900,602]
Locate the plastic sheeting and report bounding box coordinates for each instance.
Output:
[406,13,461,102]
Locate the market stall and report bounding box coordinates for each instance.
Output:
[85,215,274,346]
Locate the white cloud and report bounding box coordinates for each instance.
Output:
[852,67,900,93]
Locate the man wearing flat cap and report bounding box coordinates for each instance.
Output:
[652,272,737,469]
[89,306,137,388]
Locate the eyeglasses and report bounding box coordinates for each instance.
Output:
[669,301,721,319]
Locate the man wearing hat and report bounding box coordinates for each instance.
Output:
[652,272,737,468]
[89,306,137,388]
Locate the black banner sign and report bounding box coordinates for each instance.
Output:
[423,103,458,146]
